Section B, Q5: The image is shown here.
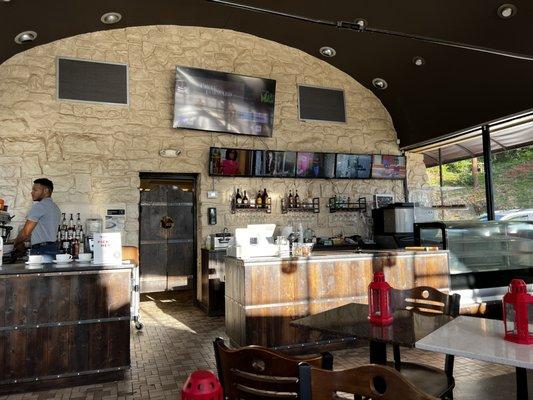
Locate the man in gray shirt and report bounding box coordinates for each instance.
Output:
[14,178,61,262]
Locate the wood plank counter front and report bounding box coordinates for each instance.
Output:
[225,250,449,348]
[0,262,134,394]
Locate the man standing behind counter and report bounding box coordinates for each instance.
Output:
[14,178,61,262]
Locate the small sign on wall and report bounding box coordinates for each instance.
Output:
[105,208,126,232]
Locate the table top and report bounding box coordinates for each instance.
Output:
[0,261,135,275]
[416,316,533,369]
[291,303,453,347]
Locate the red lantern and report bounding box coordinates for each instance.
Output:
[502,279,533,345]
[368,271,393,326]
[182,370,223,400]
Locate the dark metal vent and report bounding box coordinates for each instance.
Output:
[298,85,346,123]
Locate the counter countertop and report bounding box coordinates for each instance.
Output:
[227,249,449,264]
[0,261,135,275]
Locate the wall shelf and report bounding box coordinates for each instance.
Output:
[230,198,271,214]
[328,197,367,213]
[281,198,320,214]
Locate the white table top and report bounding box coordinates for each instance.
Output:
[416,316,533,369]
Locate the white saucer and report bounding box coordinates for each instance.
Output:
[25,261,43,265]
[53,260,73,264]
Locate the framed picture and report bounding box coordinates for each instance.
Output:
[374,194,394,209]
[253,150,296,177]
[209,147,254,177]
[335,154,372,179]
[296,152,335,178]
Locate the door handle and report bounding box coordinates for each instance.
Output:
[161,216,174,230]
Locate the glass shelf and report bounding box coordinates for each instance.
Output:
[230,198,271,214]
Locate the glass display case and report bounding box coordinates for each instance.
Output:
[414,220,533,303]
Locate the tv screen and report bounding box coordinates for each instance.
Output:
[173,66,276,137]
[335,154,372,179]
[253,150,296,177]
[296,152,335,178]
[372,155,406,179]
[209,148,254,176]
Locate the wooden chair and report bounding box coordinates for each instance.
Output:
[298,363,439,400]
[390,287,461,400]
[122,246,139,265]
[213,337,333,400]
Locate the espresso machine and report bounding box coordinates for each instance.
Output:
[0,211,14,243]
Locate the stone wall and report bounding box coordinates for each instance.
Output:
[0,25,428,297]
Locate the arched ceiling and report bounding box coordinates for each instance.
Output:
[1,0,533,148]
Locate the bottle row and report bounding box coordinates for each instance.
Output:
[57,213,86,257]
[233,188,271,208]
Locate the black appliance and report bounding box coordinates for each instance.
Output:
[372,202,415,249]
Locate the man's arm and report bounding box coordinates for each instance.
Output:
[14,220,38,250]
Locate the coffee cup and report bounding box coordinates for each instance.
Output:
[77,253,92,262]
[28,255,43,264]
[56,254,73,263]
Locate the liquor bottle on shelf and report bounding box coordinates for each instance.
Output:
[256,190,263,208]
[76,213,82,231]
[261,188,268,208]
[68,213,74,229]
[243,190,249,205]
[235,188,242,204]
[288,190,293,208]
[294,190,300,208]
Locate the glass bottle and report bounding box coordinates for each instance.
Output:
[256,190,263,207]
[288,190,293,208]
[261,188,268,208]
[235,188,242,204]
[243,190,249,205]
[295,190,300,208]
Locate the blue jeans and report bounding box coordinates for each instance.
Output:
[31,243,58,263]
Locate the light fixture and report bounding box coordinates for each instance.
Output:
[159,149,181,157]
[372,78,388,90]
[14,31,37,44]
[319,46,336,58]
[354,18,367,29]
[497,4,517,19]
[101,12,122,24]
[413,56,426,66]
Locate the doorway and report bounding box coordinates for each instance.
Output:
[139,173,197,294]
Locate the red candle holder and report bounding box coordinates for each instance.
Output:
[502,279,533,345]
[368,271,393,326]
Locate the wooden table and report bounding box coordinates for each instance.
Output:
[291,302,452,364]
[416,316,532,400]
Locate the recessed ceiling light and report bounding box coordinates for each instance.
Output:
[2,0,12,3]
[101,12,122,24]
[14,31,37,44]
[413,56,426,66]
[319,46,336,58]
[372,78,388,90]
[497,4,517,19]
[354,18,368,29]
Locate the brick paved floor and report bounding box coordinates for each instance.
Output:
[1,291,531,399]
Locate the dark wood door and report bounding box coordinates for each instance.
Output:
[139,180,195,293]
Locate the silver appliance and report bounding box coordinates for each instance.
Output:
[373,203,415,249]
[85,218,103,253]
[211,229,232,250]
[0,211,14,243]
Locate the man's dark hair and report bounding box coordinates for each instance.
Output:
[34,178,54,192]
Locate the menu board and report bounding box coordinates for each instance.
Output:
[296,152,335,178]
[372,155,406,179]
[209,147,254,176]
[253,150,296,177]
[335,154,372,179]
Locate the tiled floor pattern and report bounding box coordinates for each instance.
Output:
[1,291,531,400]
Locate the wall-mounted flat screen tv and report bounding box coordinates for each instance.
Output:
[335,154,372,179]
[296,152,335,178]
[253,150,296,177]
[173,66,276,137]
[209,147,254,176]
[372,155,406,179]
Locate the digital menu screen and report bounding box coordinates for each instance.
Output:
[253,150,296,177]
[371,155,406,179]
[296,152,335,178]
[209,148,254,176]
[335,154,372,179]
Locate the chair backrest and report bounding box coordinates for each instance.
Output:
[122,246,139,265]
[213,338,330,400]
[391,286,460,317]
[298,363,439,400]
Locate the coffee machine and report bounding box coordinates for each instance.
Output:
[0,211,13,244]
[372,203,416,249]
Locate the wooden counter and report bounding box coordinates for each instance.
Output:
[0,262,134,393]
[225,250,449,348]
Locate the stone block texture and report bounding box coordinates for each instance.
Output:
[0,26,428,298]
